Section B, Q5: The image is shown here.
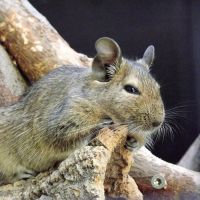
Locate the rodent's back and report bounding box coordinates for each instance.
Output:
[0,65,89,127]
[0,66,91,172]
[20,66,89,111]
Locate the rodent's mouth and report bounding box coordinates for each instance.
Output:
[102,116,161,150]
[125,124,161,150]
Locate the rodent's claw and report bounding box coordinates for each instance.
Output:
[17,169,37,180]
[125,136,140,151]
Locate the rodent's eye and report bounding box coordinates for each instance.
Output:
[124,85,140,95]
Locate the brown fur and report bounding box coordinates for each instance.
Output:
[0,37,164,183]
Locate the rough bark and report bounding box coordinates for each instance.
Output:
[0,0,199,199]
[0,127,142,200]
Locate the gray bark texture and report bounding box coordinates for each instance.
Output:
[0,44,27,106]
[178,134,200,171]
[0,0,199,199]
[0,146,110,200]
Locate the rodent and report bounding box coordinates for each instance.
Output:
[0,37,165,184]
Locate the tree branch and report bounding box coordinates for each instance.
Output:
[0,44,27,106]
[0,0,92,82]
[131,147,200,199]
[178,134,200,171]
[0,127,142,200]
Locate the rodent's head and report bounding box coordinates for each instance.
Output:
[91,37,165,141]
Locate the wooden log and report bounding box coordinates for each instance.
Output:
[0,127,142,200]
[130,147,200,200]
[92,127,143,200]
[0,0,92,82]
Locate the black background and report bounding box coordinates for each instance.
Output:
[29,0,200,164]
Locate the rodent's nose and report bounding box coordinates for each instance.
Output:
[152,120,162,128]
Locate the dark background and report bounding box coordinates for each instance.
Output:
[29,0,200,164]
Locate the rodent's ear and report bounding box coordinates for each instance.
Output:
[92,37,122,82]
[142,45,155,68]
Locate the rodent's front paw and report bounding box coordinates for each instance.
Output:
[125,136,141,151]
[16,169,37,181]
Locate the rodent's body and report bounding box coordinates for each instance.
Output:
[0,37,165,183]
[0,67,104,181]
